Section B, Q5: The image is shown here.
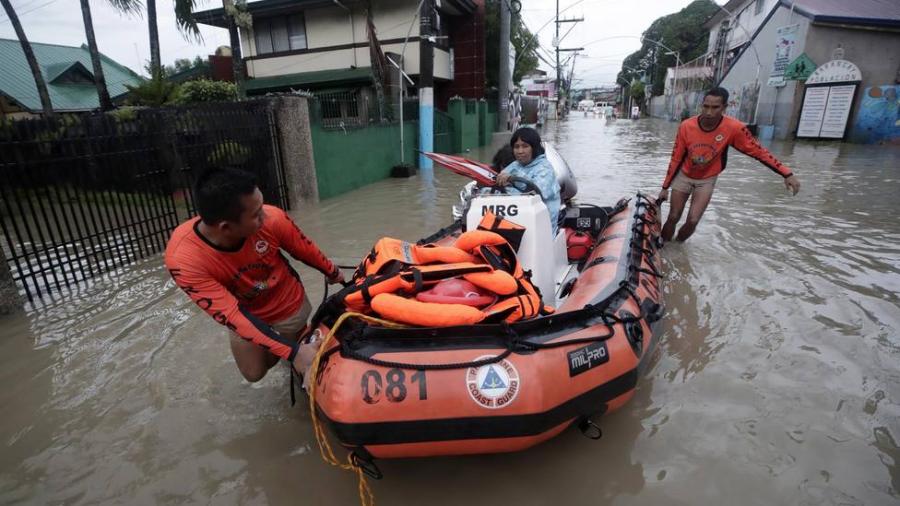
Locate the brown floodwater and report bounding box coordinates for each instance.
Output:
[2,116,899,505]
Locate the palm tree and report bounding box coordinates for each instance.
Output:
[0,0,53,115]
[79,0,142,111]
[147,0,201,78]
[147,0,160,77]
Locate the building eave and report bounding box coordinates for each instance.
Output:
[193,0,342,28]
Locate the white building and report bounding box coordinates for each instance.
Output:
[703,0,900,141]
[193,0,477,97]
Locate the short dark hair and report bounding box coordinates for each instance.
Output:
[193,167,259,225]
[704,87,730,105]
[510,127,545,158]
[491,145,515,171]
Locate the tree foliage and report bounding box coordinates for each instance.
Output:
[484,0,540,89]
[163,55,209,76]
[179,79,237,103]
[617,0,719,96]
[125,75,182,106]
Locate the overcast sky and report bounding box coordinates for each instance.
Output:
[520,0,719,87]
[0,0,722,85]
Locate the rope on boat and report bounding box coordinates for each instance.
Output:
[306,311,408,506]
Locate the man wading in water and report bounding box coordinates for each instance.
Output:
[165,168,344,384]
[658,87,801,242]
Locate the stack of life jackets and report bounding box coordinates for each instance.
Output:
[335,213,552,327]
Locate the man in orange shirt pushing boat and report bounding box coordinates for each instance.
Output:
[658,87,801,242]
[165,168,344,384]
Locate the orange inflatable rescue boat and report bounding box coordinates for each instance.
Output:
[304,152,664,479]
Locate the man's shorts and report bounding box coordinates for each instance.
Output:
[671,172,717,197]
[270,295,312,340]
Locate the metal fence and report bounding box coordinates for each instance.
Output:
[0,100,287,303]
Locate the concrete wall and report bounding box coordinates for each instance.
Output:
[246,43,420,78]
[310,117,418,199]
[268,96,319,204]
[720,5,812,137]
[448,99,479,152]
[0,247,23,315]
[649,95,666,118]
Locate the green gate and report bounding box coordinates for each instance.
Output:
[433,110,456,154]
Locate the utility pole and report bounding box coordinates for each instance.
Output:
[554,1,582,119]
[498,0,511,130]
[418,0,434,172]
[223,0,245,98]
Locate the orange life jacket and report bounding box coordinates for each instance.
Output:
[342,215,549,326]
[371,293,487,327]
[477,211,526,251]
[354,238,476,278]
[341,262,491,312]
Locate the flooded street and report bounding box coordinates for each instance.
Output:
[2,115,900,505]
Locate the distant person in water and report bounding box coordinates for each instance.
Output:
[495,127,562,235]
[658,87,801,243]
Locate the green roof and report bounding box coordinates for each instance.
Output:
[244,67,373,93]
[0,38,143,112]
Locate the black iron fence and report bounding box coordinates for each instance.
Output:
[0,100,287,303]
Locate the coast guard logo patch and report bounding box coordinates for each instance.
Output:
[466,356,520,409]
[255,240,269,255]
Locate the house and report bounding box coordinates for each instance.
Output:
[0,38,143,119]
[703,0,900,142]
[521,70,555,98]
[192,0,484,113]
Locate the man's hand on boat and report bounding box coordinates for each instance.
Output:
[293,338,323,391]
[657,188,669,203]
[326,265,346,285]
[495,172,512,186]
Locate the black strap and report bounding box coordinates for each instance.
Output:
[583,256,617,270]
[412,268,424,293]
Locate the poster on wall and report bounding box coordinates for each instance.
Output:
[768,24,799,87]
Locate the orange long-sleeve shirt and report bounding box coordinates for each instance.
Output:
[165,205,335,361]
[662,115,793,189]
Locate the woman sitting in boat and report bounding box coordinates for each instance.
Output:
[495,127,562,235]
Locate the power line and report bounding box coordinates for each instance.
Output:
[0,0,63,24]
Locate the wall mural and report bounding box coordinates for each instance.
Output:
[727,82,760,124]
[850,85,900,145]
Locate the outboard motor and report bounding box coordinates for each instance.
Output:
[544,143,578,201]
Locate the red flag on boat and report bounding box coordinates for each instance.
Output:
[421,152,497,186]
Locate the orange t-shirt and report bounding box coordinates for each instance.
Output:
[165,205,335,361]
[662,115,793,189]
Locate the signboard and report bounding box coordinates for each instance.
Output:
[819,84,856,138]
[784,53,816,81]
[806,59,861,85]
[768,24,799,87]
[797,87,829,137]
[796,59,861,139]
